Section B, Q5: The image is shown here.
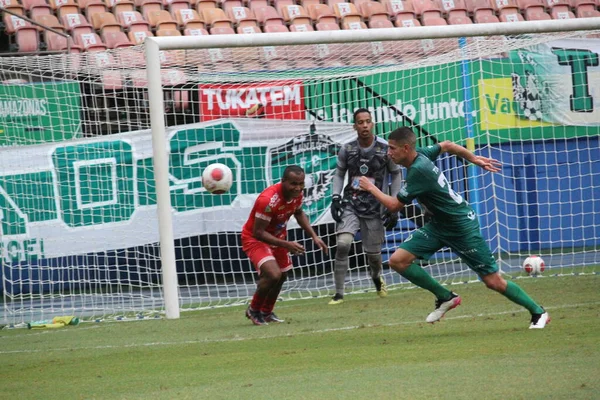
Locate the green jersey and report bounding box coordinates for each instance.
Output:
[396,144,476,228]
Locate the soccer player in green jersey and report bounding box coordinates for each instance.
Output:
[358,127,550,329]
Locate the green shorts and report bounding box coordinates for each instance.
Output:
[399,220,498,277]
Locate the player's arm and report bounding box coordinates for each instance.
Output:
[294,208,328,254]
[439,140,502,173]
[252,217,293,249]
[358,176,405,212]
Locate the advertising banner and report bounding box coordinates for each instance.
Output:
[0,119,353,262]
[0,81,81,146]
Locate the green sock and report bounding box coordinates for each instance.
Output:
[400,263,452,300]
[502,281,544,314]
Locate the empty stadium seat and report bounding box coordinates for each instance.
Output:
[74,32,107,50]
[3,14,32,35]
[127,29,153,44]
[202,8,234,28]
[474,10,500,23]
[102,30,133,47]
[466,0,495,14]
[62,13,95,36]
[117,11,151,31]
[111,0,135,14]
[210,25,236,33]
[341,20,368,29]
[146,10,179,30]
[22,0,52,16]
[32,14,65,31]
[173,8,205,29]
[360,2,390,24]
[264,23,289,32]
[90,12,123,34]
[282,5,312,24]
[156,28,183,36]
[498,8,524,21]
[576,3,600,18]
[226,6,259,26]
[45,30,81,51]
[253,5,285,26]
[15,27,39,52]
[369,18,394,28]
[551,8,575,19]
[307,4,337,24]
[184,27,209,35]
[2,0,25,14]
[289,22,315,31]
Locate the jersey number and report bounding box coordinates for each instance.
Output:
[437,174,464,204]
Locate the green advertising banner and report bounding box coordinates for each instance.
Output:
[0,81,82,146]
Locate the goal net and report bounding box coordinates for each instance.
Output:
[1,20,599,324]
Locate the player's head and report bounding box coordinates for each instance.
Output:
[281,165,305,200]
[353,108,373,141]
[387,127,417,167]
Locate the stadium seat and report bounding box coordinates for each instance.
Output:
[118,11,151,31]
[226,6,259,27]
[299,0,320,9]
[173,8,205,29]
[62,14,95,36]
[381,0,414,19]
[32,14,65,32]
[576,3,600,18]
[316,21,340,30]
[210,25,236,33]
[4,13,30,35]
[332,2,362,23]
[341,20,367,29]
[74,32,107,50]
[22,0,52,16]
[474,9,500,23]
[369,18,394,28]
[2,0,25,14]
[516,0,545,12]
[127,29,153,44]
[264,22,289,32]
[111,0,135,14]
[91,12,123,34]
[202,8,234,28]
[498,8,524,21]
[289,22,314,31]
[524,7,551,19]
[246,0,269,11]
[448,14,472,23]
[282,5,312,24]
[102,30,134,47]
[156,28,183,35]
[490,0,521,15]
[78,0,107,14]
[550,8,575,19]
[168,0,192,15]
[272,0,296,15]
[394,12,421,27]
[466,0,494,14]
[146,10,179,30]
[184,26,209,34]
[307,4,337,24]
[15,27,39,52]
[195,0,217,11]
[51,0,80,19]
[253,5,285,26]
[45,30,81,51]
[359,2,390,24]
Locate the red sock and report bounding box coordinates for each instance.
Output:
[260,296,278,315]
[249,293,265,311]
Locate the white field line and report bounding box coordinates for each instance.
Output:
[1,301,599,355]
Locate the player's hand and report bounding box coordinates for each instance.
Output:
[286,241,305,255]
[313,236,329,255]
[473,156,502,173]
[331,195,344,223]
[358,176,376,192]
[382,211,399,230]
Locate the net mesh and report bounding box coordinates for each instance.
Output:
[1,28,599,324]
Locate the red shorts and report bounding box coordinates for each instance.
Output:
[242,238,293,273]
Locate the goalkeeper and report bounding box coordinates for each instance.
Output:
[329,108,424,305]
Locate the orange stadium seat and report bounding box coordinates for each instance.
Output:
[183,27,209,34]
[369,18,394,28]
[173,8,205,29]
[498,7,524,21]
[299,0,320,9]
[91,12,124,34]
[127,29,153,44]
[50,0,79,18]
[168,0,192,14]
[210,25,236,33]
[246,0,270,11]
[466,0,494,13]
[146,10,179,30]
[282,5,312,24]
[111,0,135,14]
[474,9,500,22]
[490,0,520,13]
[272,0,296,15]
[78,0,107,13]
[307,4,337,24]
[316,21,340,30]
[359,2,390,24]
[394,13,421,26]
[1,0,25,14]
[102,30,134,47]
[156,28,183,35]
[195,0,218,11]
[237,24,261,32]
[202,8,234,28]
[341,20,367,29]
[225,6,259,27]
[436,0,469,17]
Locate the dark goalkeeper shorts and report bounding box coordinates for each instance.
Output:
[399,219,499,277]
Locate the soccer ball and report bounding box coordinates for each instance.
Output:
[522,255,545,276]
[202,163,233,194]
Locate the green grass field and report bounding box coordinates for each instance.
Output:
[2,273,599,400]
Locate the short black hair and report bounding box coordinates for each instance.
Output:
[389,126,417,148]
[282,165,305,180]
[353,108,371,123]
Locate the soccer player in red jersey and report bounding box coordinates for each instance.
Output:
[242,165,328,325]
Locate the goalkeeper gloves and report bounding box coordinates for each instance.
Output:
[331,194,344,223]
[382,211,399,230]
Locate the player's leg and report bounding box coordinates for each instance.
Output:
[260,248,292,323]
[361,217,386,297]
[242,240,280,325]
[453,231,549,329]
[329,212,360,304]
[392,227,461,322]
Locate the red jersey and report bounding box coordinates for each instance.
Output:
[241,182,304,244]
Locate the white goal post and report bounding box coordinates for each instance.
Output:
[145,18,600,320]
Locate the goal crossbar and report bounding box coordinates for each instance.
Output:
[146,18,600,51]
